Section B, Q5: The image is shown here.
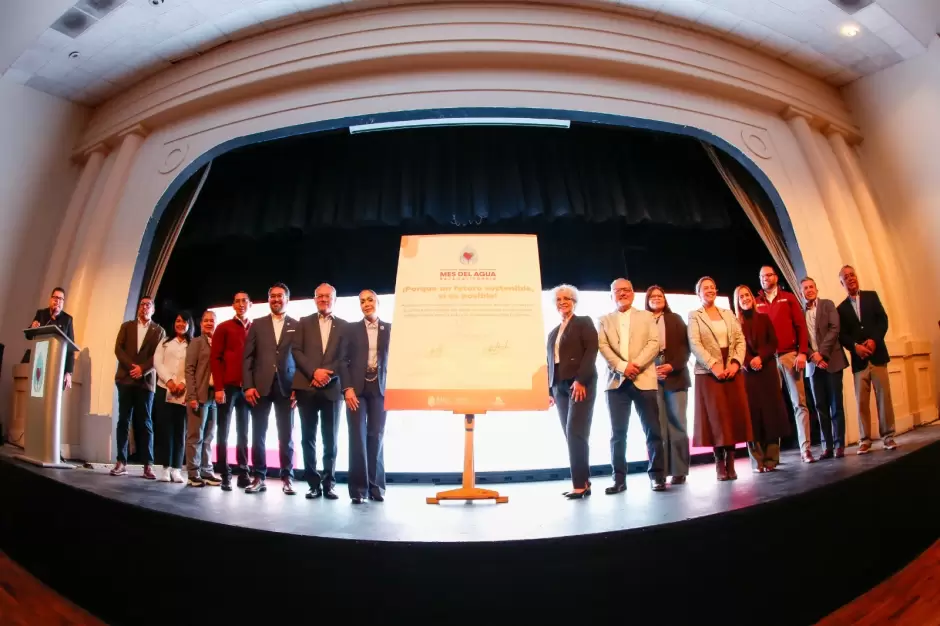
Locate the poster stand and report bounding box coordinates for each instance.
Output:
[426,413,508,504]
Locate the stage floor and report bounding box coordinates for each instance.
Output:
[5,423,939,543]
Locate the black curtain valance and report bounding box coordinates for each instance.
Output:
[176,124,739,247]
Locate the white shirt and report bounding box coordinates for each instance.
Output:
[850,294,861,320]
[805,301,818,352]
[553,316,571,364]
[319,314,333,353]
[272,314,285,344]
[365,319,379,368]
[709,319,729,348]
[618,308,632,365]
[764,287,778,304]
[154,337,188,390]
[137,320,149,352]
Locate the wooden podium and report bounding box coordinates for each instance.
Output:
[14,325,79,468]
[426,414,508,504]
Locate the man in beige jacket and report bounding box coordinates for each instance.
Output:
[597,278,665,492]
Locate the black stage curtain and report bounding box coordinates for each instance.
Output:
[154,123,780,322]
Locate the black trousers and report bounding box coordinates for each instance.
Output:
[297,391,342,490]
[116,384,154,465]
[216,385,251,478]
[808,368,846,450]
[250,385,294,479]
[607,382,665,481]
[153,387,186,469]
[346,379,387,499]
[552,379,595,489]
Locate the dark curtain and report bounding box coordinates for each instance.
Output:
[154,123,779,324]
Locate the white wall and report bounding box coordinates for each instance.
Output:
[0,0,75,75]
[845,37,940,341]
[0,75,87,431]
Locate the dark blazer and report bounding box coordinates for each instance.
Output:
[242,314,298,397]
[546,314,598,388]
[837,290,890,373]
[741,311,778,371]
[658,312,691,392]
[805,298,849,375]
[338,319,391,396]
[32,309,75,374]
[114,319,166,391]
[292,314,347,401]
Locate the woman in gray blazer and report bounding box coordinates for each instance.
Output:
[687,277,752,481]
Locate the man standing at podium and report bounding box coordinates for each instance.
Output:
[30,287,75,390]
[111,295,166,479]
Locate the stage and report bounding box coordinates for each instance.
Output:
[2,424,939,625]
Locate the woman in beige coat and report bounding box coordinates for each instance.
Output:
[687,277,752,481]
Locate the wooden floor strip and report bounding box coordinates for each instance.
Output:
[817,539,940,626]
[0,551,107,626]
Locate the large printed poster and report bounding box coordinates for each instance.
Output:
[385,234,550,414]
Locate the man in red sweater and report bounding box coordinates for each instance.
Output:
[755,266,815,464]
[210,292,254,491]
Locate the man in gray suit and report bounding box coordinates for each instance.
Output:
[243,283,299,494]
[801,277,849,459]
[597,278,665,492]
[185,310,222,487]
[292,283,347,500]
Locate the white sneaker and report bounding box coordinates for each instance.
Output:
[160,467,172,482]
[170,468,184,483]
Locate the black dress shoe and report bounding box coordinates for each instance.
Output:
[306,487,322,499]
[369,493,385,502]
[351,497,365,504]
[236,474,251,489]
[221,478,232,492]
[605,482,627,495]
[323,487,339,500]
[650,479,667,492]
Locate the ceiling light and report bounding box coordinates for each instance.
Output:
[840,24,860,37]
[349,117,571,134]
[68,51,80,59]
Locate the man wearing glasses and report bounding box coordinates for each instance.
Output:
[292,283,347,500]
[30,287,76,390]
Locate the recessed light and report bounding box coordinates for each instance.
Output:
[68,50,80,59]
[840,24,860,37]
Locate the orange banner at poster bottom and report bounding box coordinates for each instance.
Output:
[384,388,549,414]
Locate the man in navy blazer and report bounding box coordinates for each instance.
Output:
[836,265,897,454]
[243,283,299,494]
[29,287,76,389]
[292,283,347,500]
[339,289,391,504]
[800,278,849,459]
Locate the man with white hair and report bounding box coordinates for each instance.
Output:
[597,278,664,492]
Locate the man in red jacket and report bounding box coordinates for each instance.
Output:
[755,266,815,464]
[210,292,253,491]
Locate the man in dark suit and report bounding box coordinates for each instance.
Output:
[30,287,76,390]
[836,265,897,454]
[339,290,391,504]
[111,295,166,479]
[292,283,347,500]
[801,278,849,459]
[243,283,298,494]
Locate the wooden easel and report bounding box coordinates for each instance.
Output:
[426,414,508,504]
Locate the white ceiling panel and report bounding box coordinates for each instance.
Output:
[3,0,933,106]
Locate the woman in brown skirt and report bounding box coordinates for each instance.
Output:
[687,277,752,481]
[733,285,791,473]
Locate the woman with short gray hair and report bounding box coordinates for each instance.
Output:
[546,284,598,499]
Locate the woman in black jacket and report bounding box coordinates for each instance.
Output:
[546,284,598,500]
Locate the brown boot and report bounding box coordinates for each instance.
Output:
[726,450,738,480]
[715,455,730,481]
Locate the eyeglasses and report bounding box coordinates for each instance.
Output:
[50,296,65,302]
[613,288,633,294]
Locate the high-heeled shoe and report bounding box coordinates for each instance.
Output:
[565,489,588,499]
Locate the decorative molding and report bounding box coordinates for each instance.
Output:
[158,143,189,175]
[781,105,816,124]
[117,123,148,140]
[740,129,772,160]
[822,123,861,145]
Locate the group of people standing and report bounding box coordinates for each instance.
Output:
[108,283,390,504]
[548,264,898,498]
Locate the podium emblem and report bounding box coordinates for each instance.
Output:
[31,340,49,398]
